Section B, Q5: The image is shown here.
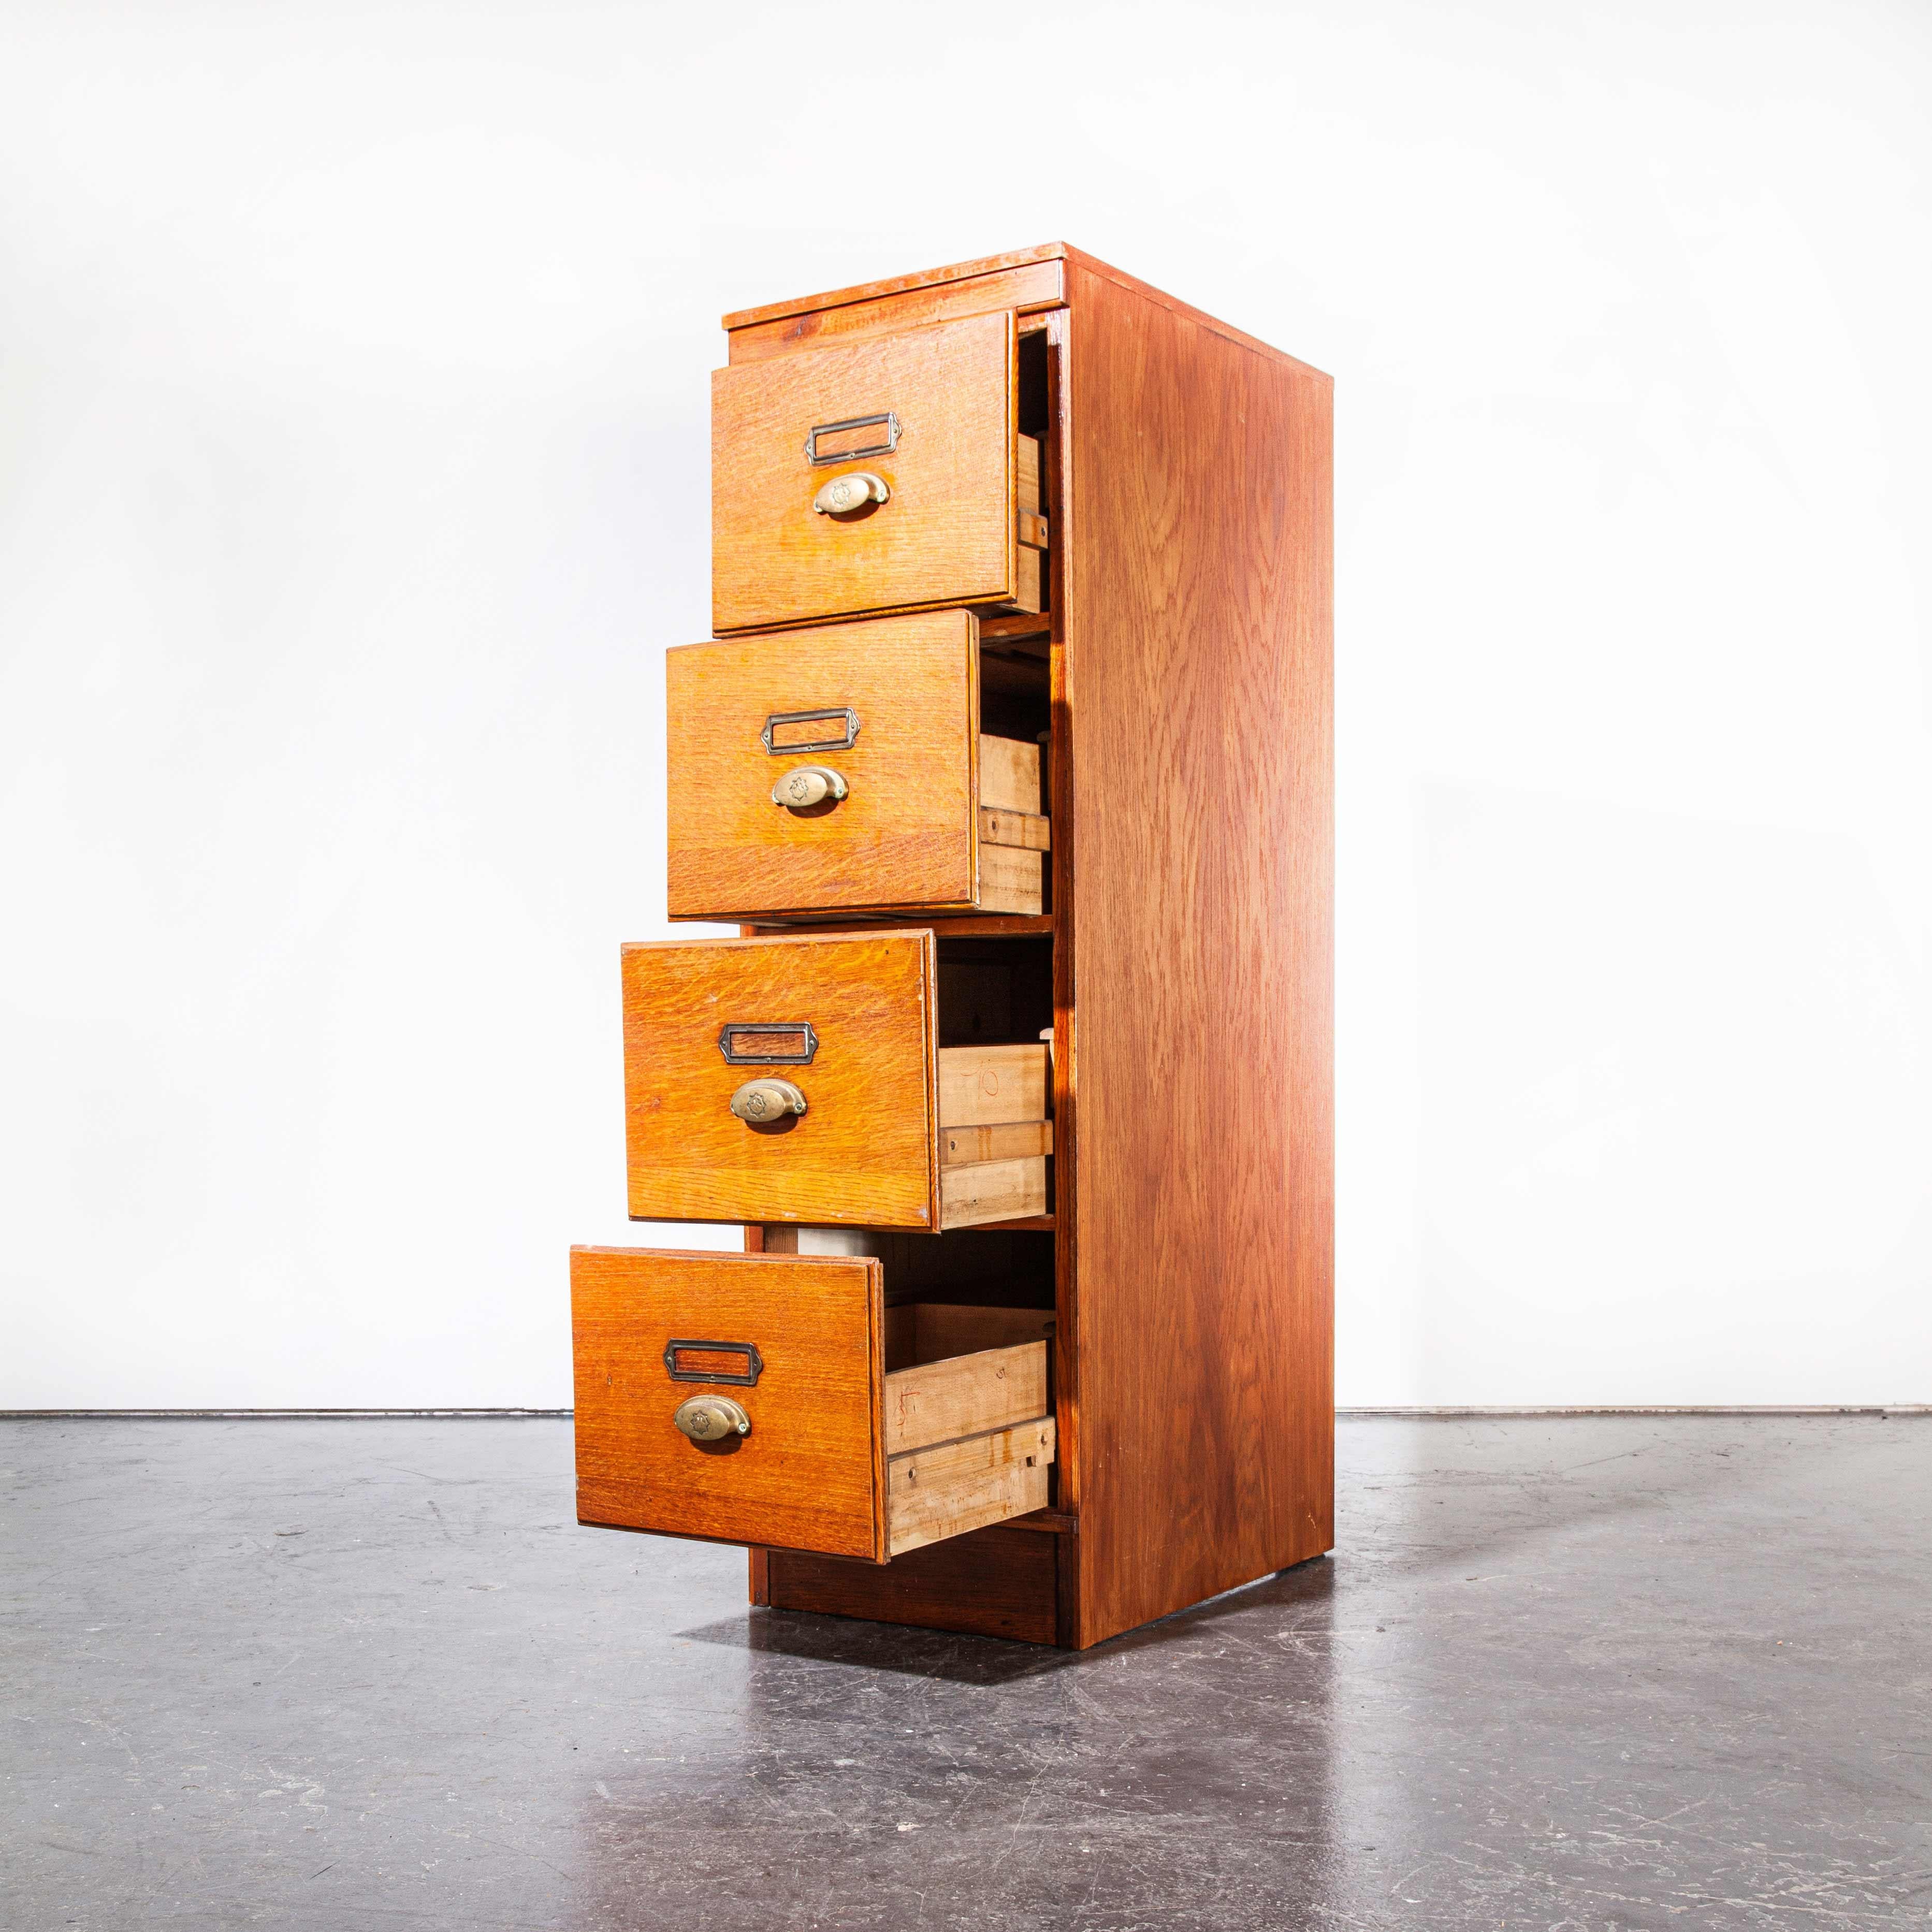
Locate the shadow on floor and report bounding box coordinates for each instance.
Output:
[677,1551,1337,1683]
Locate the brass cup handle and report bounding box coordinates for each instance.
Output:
[673,1395,751,1442]
[812,471,889,515]
[771,765,848,810]
[729,1078,807,1124]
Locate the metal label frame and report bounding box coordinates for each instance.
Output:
[805,411,900,465]
[761,706,860,756]
[663,1339,764,1387]
[718,1021,819,1067]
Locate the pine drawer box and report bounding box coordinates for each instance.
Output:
[622,929,1049,1230]
[665,609,1047,920]
[571,1247,1056,1561]
[711,310,1045,632]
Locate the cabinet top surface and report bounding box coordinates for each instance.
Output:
[721,244,1070,330]
[720,241,1330,382]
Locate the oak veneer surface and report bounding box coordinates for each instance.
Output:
[622,931,938,1228]
[762,1523,1058,1645]
[712,312,1015,632]
[666,612,981,919]
[570,1246,885,1562]
[1062,260,1334,1647]
[724,246,1069,330]
[727,260,1065,365]
[723,244,1327,380]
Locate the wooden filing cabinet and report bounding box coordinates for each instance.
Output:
[571,243,1333,1650]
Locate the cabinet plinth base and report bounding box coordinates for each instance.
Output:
[756,1524,1059,1646]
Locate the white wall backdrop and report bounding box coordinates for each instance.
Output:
[3,1,1928,1407]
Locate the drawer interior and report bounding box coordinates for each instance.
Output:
[934,934,1054,1227]
[1004,327,1051,618]
[977,607,1049,916]
[758,1235,1060,1557]
[977,325,1052,896]
[880,1307,1054,1557]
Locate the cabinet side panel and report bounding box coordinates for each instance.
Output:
[1064,262,1333,1647]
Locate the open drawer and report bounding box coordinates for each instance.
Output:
[665,609,1048,919]
[571,1246,1055,1562]
[711,310,1045,632]
[623,929,1050,1229]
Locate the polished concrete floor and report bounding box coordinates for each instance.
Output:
[3,1414,1926,1929]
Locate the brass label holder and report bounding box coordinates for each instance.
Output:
[718,1022,819,1066]
[805,411,899,464]
[663,1339,764,1387]
[761,707,860,756]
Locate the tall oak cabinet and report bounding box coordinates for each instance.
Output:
[570,245,1332,1649]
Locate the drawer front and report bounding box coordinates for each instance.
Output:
[666,612,979,919]
[623,931,938,1228]
[711,311,1015,633]
[572,1247,1055,1564]
[571,1246,888,1560]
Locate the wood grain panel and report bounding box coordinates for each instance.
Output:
[570,1246,885,1561]
[978,612,1050,648]
[975,736,1040,814]
[622,930,938,1227]
[884,1340,1048,1455]
[977,845,1043,915]
[887,1303,1056,1369]
[1009,545,1043,615]
[981,808,1050,851]
[1038,303,1083,1646]
[938,1154,1048,1229]
[727,261,1064,364]
[725,247,1067,330]
[723,244,1324,375]
[713,312,1015,632]
[1061,259,1334,1646]
[936,1042,1049,1128]
[887,1419,1054,1557]
[940,1120,1053,1167]
[666,612,980,919]
[1017,435,1042,515]
[762,1524,1058,1644]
